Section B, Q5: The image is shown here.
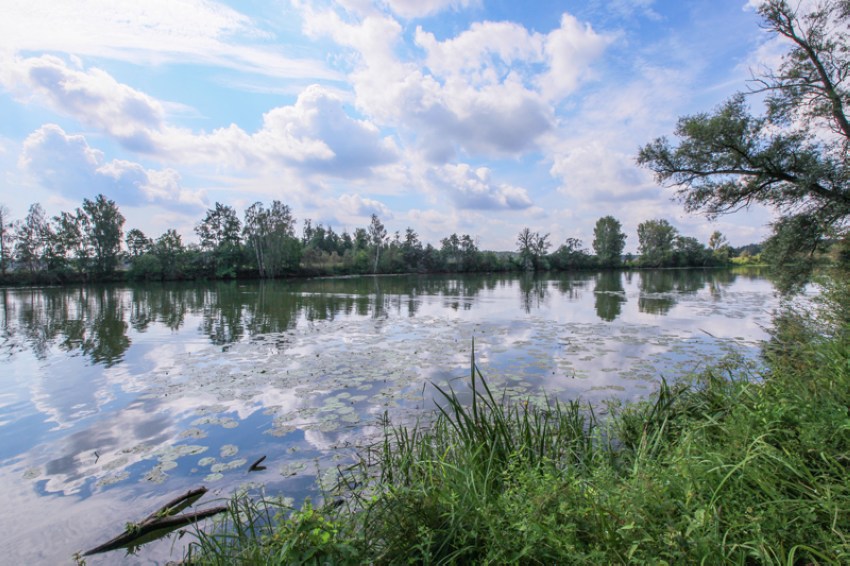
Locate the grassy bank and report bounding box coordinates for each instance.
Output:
[186,315,850,564]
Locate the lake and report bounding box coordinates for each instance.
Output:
[0,269,785,563]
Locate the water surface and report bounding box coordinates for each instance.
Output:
[0,269,782,563]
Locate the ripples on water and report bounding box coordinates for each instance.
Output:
[0,269,784,563]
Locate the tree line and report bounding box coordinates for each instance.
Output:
[0,196,745,284]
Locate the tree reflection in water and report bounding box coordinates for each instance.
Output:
[594,271,626,322]
[0,271,749,365]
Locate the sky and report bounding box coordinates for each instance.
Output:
[0,0,783,252]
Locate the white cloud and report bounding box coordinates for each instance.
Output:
[305,8,609,162]
[415,21,542,80]
[432,163,533,210]
[2,55,165,152]
[167,84,398,174]
[383,0,477,19]
[2,57,397,177]
[550,140,657,203]
[537,14,610,101]
[331,0,478,19]
[0,0,340,81]
[19,124,205,209]
[338,193,392,217]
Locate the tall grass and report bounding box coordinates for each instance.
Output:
[187,329,850,564]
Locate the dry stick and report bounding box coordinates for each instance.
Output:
[82,487,226,556]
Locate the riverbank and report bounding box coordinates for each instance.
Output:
[184,294,850,564]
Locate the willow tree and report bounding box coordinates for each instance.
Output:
[638,0,850,263]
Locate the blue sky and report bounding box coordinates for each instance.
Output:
[0,0,781,251]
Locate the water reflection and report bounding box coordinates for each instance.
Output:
[519,275,549,313]
[1,287,132,366]
[636,269,730,315]
[0,270,761,365]
[594,271,626,321]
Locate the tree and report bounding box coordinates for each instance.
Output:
[196,202,241,250]
[708,230,731,264]
[459,234,479,272]
[353,228,369,251]
[441,233,461,270]
[592,216,626,267]
[243,201,300,278]
[126,228,152,257]
[15,203,47,274]
[82,194,125,275]
[552,237,592,270]
[402,227,422,270]
[340,230,354,254]
[154,229,185,279]
[196,202,242,277]
[0,204,14,276]
[673,235,710,267]
[40,220,64,272]
[516,228,550,271]
[638,0,850,262]
[637,219,678,267]
[53,210,89,274]
[367,214,387,273]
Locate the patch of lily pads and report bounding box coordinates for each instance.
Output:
[62,278,777,502]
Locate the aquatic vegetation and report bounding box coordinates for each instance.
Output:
[186,328,850,564]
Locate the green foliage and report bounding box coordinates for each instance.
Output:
[367,214,387,273]
[592,216,626,268]
[638,0,850,265]
[550,237,594,270]
[243,201,301,278]
[15,203,47,274]
[196,203,243,278]
[125,228,152,257]
[186,497,358,565]
[637,218,677,267]
[516,227,550,271]
[0,199,742,283]
[82,194,125,275]
[127,253,163,281]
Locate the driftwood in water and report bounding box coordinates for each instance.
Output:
[249,455,267,472]
[82,487,227,556]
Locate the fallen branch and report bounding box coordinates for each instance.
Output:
[248,455,267,472]
[82,487,226,556]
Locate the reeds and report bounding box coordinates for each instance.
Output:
[187,328,850,564]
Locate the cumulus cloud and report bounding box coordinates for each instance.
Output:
[2,55,165,152]
[19,124,205,209]
[2,56,397,177]
[338,193,393,217]
[550,140,657,203]
[537,14,610,101]
[305,8,609,162]
[258,85,398,176]
[167,84,398,174]
[431,163,533,210]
